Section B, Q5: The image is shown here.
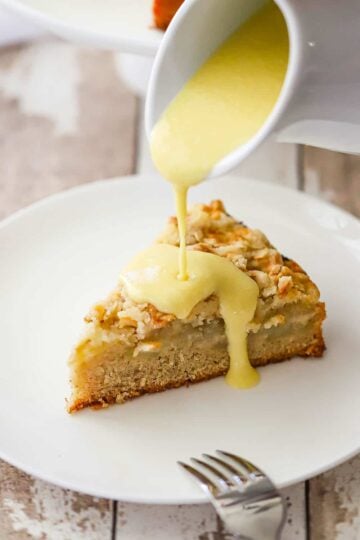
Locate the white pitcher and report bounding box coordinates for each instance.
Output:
[146,0,360,179]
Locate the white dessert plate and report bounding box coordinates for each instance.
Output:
[0,174,359,504]
[0,0,162,55]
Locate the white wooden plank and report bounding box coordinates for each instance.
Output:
[231,138,299,188]
[282,484,307,539]
[117,502,217,540]
[304,146,360,216]
[0,40,137,220]
[309,455,360,540]
[116,484,306,539]
[0,462,112,539]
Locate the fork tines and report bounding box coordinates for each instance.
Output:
[178,450,266,498]
[178,450,285,539]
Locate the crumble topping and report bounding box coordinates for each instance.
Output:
[158,200,319,301]
[81,200,320,346]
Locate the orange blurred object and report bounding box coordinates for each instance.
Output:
[153,0,184,30]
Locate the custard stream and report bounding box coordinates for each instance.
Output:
[122,1,289,387]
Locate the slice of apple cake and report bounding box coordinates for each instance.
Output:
[68,200,325,412]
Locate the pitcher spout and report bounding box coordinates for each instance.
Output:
[276,120,360,155]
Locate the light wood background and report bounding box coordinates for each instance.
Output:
[0,41,359,539]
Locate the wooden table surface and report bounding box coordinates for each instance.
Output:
[0,40,359,540]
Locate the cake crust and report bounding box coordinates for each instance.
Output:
[69,326,325,413]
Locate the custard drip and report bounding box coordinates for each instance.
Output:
[121,244,259,388]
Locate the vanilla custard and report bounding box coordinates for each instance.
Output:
[121,1,289,388]
[121,244,259,387]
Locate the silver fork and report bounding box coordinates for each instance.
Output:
[178,450,286,540]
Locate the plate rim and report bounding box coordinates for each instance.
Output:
[1,173,360,237]
[0,173,360,504]
[0,433,359,505]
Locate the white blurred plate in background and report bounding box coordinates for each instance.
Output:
[0,0,162,54]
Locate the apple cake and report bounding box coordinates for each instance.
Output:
[68,200,326,412]
[153,0,184,30]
